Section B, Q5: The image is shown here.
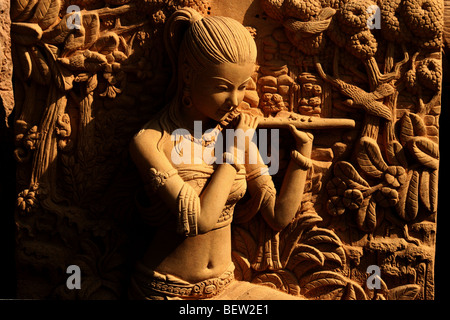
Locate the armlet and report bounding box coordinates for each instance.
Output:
[146,168,178,192]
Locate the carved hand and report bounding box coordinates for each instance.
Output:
[288,124,313,158]
[224,113,259,160]
[235,113,259,132]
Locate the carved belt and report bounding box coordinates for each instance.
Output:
[134,263,235,300]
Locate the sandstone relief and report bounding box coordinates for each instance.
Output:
[6,0,442,300]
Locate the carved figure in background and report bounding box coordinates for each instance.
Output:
[128,7,313,300]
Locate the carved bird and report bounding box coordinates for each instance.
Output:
[282,7,336,37]
[261,0,336,39]
[315,62,395,121]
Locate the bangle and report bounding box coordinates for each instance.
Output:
[147,168,178,192]
[291,150,312,170]
[246,166,270,181]
[222,152,244,172]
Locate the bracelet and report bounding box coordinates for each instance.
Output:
[246,166,270,181]
[290,150,313,170]
[222,152,244,172]
[147,168,178,192]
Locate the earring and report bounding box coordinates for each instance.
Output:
[182,87,192,108]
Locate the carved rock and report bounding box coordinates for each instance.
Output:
[4,0,442,300]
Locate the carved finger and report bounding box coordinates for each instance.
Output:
[288,124,314,145]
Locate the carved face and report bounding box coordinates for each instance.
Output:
[188,62,255,123]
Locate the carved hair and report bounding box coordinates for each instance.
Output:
[164,7,257,99]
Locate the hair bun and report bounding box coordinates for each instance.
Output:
[164,7,204,98]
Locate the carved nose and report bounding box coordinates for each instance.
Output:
[227,91,239,108]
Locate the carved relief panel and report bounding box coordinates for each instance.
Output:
[9,0,441,299]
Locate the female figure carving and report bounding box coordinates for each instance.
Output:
[128,7,313,300]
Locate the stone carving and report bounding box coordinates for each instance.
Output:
[8,0,441,300]
[0,0,14,123]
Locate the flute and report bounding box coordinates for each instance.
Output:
[221,110,356,130]
[256,114,356,130]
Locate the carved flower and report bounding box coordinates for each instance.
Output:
[380,0,412,43]
[152,9,166,24]
[373,187,399,207]
[401,0,443,48]
[17,184,39,214]
[343,189,364,210]
[405,69,418,94]
[23,125,40,151]
[326,177,347,215]
[327,196,346,216]
[402,0,442,38]
[337,0,372,32]
[384,166,407,188]
[347,30,377,60]
[416,58,442,92]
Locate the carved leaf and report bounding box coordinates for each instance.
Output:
[15,45,32,80]
[43,44,74,91]
[64,26,86,52]
[301,271,348,299]
[398,112,427,145]
[405,170,420,221]
[302,228,346,267]
[334,161,370,190]
[252,270,300,296]
[90,32,120,54]
[344,282,356,300]
[396,169,420,221]
[280,213,323,265]
[387,284,421,300]
[303,228,342,248]
[29,0,52,23]
[386,140,408,168]
[11,0,31,20]
[356,195,377,233]
[293,261,322,280]
[285,244,325,270]
[429,169,438,213]
[231,251,252,281]
[357,137,389,179]
[38,0,61,30]
[420,170,431,212]
[11,22,43,45]
[13,0,38,22]
[407,137,439,170]
[29,46,51,85]
[86,74,98,94]
[232,226,257,263]
[82,12,100,48]
[42,13,74,44]
[322,251,344,268]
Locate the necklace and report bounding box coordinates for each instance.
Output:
[186,124,222,147]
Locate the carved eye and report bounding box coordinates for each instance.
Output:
[217,85,229,92]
